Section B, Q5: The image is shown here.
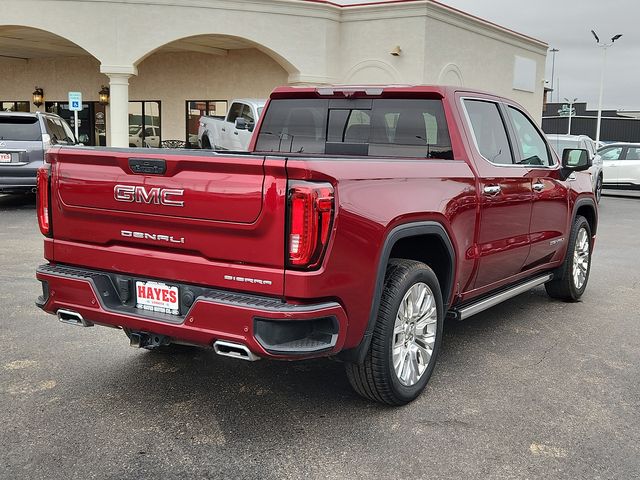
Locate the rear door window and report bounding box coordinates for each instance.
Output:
[0,116,41,141]
[44,116,75,144]
[463,99,513,165]
[625,147,640,160]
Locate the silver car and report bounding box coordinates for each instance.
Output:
[547,134,604,202]
[0,111,76,194]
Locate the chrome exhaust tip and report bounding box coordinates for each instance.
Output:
[213,340,260,361]
[57,309,93,327]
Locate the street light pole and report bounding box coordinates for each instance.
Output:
[550,48,559,103]
[592,30,622,145]
[565,97,578,135]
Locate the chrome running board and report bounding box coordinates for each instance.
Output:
[449,274,553,321]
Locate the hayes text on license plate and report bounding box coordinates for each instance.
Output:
[135,281,179,315]
[0,153,11,163]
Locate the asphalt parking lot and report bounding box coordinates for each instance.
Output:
[1,193,638,480]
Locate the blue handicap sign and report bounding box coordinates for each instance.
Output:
[68,92,83,111]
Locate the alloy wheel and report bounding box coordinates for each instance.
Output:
[392,282,438,387]
[572,227,590,290]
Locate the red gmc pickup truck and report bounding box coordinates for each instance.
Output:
[35,86,597,405]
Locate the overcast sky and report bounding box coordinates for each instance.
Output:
[336,0,639,110]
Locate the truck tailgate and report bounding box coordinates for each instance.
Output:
[48,147,287,296]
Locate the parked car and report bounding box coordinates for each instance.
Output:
[547,134,603,202]
[598,142,640,190]
[35,85,597,405]
[129,125,160,148]
[198,99,265,151]
[0,111,75,194]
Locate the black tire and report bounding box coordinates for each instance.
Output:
[201,136,212,150]
[595,175,603,203]
[345,259,444,405]
[545,215,592,301]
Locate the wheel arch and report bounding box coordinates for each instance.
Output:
[340,221,455,364]
[574,197,598,235]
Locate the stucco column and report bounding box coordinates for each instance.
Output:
[100,65,137,147]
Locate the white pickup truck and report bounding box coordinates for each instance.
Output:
[197,99,265,151]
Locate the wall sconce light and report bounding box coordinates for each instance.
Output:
[98,85,110,105]
[32,87,44,107]
[390,46,402,57]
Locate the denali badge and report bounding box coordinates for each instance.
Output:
[549,237,565,246]
[224,275,273,286]
[114,185,184,207]
[121,230,185,244]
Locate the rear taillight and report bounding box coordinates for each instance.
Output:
[42,133,52,152]
[37,166,51,236]
[288,181,334,269]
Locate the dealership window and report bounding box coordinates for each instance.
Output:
[185,100,228,148]
[129,101,161,148]
[1,101,30,113]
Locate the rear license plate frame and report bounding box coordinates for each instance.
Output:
[135,281,180,316]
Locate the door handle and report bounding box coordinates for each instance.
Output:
[221,128,226,132]
[234,131,239,135]
[483,185,501,196]
[533,182,545,192]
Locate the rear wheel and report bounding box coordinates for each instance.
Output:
[545,215,592,301]
[345,259,443,405]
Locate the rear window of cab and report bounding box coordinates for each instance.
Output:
[255,98,453,159]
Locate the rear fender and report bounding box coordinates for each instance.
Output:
[340,221,455,364]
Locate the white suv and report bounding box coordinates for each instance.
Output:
[547,134,604,202]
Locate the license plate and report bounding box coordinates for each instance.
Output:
[135,281,180,315]
[0,153,11,163]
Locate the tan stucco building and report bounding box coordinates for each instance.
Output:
[1,0,548,147]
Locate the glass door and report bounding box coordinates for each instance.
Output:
[128,101,161,147]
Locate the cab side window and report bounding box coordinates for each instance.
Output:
[240,105,255,123]
[507,106,553,166]
[227,103,243,123]
[463,99,514,165]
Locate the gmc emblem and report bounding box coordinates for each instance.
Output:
[114,185,184,207]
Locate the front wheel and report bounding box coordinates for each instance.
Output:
[545,215,592,301]
[595,175,603,203]
[345,259,443,405]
